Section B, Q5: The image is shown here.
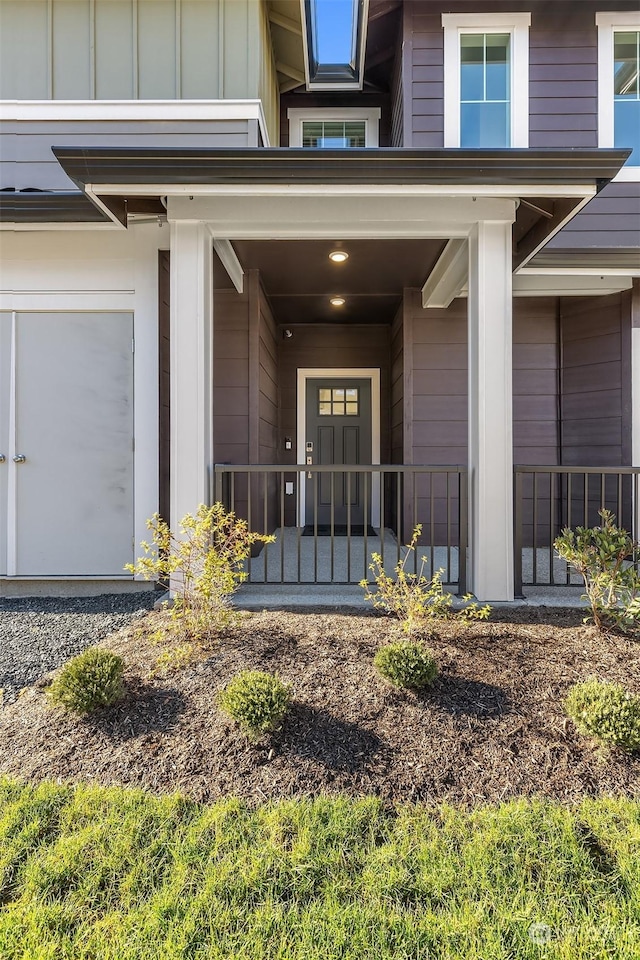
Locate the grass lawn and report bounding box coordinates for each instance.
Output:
[1,779,639,959]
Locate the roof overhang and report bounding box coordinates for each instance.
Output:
[47,146,630,268]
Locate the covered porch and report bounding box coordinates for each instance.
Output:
[54,145,633,601]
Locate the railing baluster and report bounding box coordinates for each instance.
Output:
[458,469,467,595]
[549,470,555,586]
[413,475,418,576]
[396,469,401,567]
[446,471,451,585]
[363,472,369,583]
[347,471,352,582]
[430,472,435,579]
[313,471,318,584]
[263,471,268,584]
[330,470,335,583]
[533,472,538,585]
[247,473,252,582]
[380,469,385,574]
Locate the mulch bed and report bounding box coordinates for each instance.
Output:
[0,607,638,806]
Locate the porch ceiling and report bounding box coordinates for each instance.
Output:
[226,238,447,324]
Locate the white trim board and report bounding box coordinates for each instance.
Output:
[0,98,271,147]
[296,368,381,527]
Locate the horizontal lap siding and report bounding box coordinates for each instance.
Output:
[560,291,631,467]
[548,183,640,250]
[408,8,443,148]
[213,287,250,470]
[1,120,251,190]
[391,304,404,464]
[407,291,559,467]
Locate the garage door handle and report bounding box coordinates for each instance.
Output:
[13,454,26,463]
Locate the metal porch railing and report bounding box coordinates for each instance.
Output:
[514,465,640,592]
[213,464,467,590]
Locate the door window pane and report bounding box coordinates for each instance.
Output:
[318,387,360,415]
[460,33,510,147]
[614,31,640,164]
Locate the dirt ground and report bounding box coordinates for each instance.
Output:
[1,606,638,806]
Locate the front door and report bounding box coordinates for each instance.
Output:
[305,378,372,526]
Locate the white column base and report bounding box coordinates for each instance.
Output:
[467,219,515,601]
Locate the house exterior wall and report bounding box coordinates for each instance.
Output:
[0,0,278,117]
[560,290,632,466]
[403,0,640,250]
[0,223,165,588]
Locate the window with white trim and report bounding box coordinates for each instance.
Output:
[596,12,640,180]
[287,107,380,147]
[442,13,530,148]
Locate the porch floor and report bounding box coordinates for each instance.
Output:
[243,526,460,586]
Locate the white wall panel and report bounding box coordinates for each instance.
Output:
[0,313,11,576]
[14,312,134,576]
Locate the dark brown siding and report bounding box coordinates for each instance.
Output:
[560,291,631,466]
[406,4,443,149]
[213,286,250,467]
[278,91,391,147]
[404,289,560,467]
[258,281,278,464]
[548,183,640,251]
[390,28,404,147]
[158,249,170,524]
[390,303,404,462]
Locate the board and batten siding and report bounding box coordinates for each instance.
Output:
[0,0,279,144]
[403,0,640,249]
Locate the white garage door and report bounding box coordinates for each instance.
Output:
[11,312,134,577]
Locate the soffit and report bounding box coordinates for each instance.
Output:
[225,237,446,324]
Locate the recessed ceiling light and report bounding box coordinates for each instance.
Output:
[330,296,346,307]
[329,250,349,263]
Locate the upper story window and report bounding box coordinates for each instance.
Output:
[597,12,640,180]
[442,13,530,148]
[288,108,380,148]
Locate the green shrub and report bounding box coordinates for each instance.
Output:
[554,509,640,632]
[48,648,124,714]
[218,670,291,738]
[564,678,640,751]
[126,503,274,642]
[374,641,438,690]
[361,525,490,637]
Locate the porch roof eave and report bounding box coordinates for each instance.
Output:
[52,145,630,191]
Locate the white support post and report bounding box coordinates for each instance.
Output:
[467,219,515,601]
[169,220,214,529]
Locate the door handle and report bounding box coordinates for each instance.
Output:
[13,454,26,463]
[0,454,5,463]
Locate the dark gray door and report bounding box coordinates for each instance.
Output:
[305,378,372,526]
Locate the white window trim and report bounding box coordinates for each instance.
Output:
[442,12,531,149]
[596,12,640,182]
[287,107,381,147]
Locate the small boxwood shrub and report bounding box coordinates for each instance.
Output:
[564,678,640,751]
[48,648,125,714]
[217,670,291,738]
[374,641,438,690]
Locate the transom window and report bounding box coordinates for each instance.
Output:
[318,387,359,416]
[442,13,530,148]
[460,33,511,147]
[596,12,640,180]
[288,108,380,148]
[614,31,640,164]
[302,120,366,148]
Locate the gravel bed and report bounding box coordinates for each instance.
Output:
[0,593,158,705]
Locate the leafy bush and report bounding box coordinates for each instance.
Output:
[48,648,124,714]
[126,503,274,642]
[564,678,640,751]
[361,525,490,636]
[554,509,640,632]
[374,641,438,690]
[217,670,291,738]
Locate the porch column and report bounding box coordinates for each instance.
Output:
[169,220,214,528]
[467,219,515,601]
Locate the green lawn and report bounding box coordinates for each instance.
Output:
[0,779,638,959]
